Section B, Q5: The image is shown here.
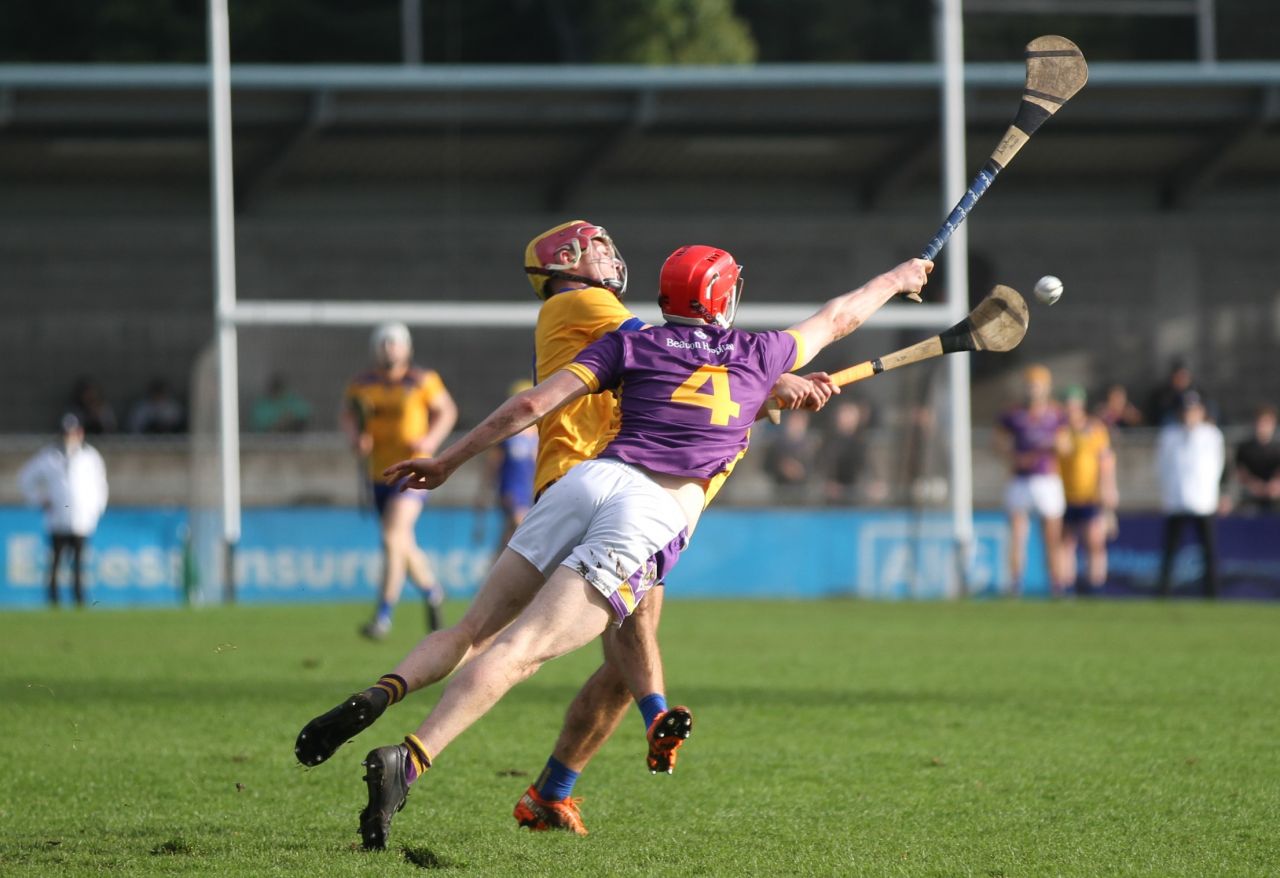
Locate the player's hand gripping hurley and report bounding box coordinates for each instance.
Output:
[904,35,1088,302]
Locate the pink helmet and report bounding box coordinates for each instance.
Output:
[524,220,627,300]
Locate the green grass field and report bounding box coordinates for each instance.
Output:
[2,600,1278,877]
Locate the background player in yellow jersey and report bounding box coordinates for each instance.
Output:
[1055,385,1117,596]
[344,322,458,638]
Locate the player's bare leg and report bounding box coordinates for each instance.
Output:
[1042,514,1065,597]
[1059,525,1080,593]
[1059,524,1081,594]
[543,592,667,774]
[1008,509,1029,595]
[1082,514,1108,592]
[415,568,614,756]
[296,549,544,767]
[551,662,631,775]
[393,499,444,631]
[361,497,418,639]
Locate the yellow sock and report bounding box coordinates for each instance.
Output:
[404,734,433,781]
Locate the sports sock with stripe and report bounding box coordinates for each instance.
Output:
[403,734,432,785]
[367,673,408,710]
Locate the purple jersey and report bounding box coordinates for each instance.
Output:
[567,324,802,480]
[999,405,1066,476]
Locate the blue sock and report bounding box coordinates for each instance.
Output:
[376,600,393,625]
[638,693,668,730]
[536,756,580,801]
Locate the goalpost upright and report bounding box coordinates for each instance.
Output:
[938,0,975,596]
[208,0,241,601]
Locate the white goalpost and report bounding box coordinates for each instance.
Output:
[201,0,975,600]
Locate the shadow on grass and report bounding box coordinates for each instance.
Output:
[403,845,465,869]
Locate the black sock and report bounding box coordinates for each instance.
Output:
[426,603,442,632]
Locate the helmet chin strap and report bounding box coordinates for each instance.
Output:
[525,267,625,296]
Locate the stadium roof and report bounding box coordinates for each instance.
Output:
[2,62,1278,211]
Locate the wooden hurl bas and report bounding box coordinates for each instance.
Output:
[904,35,1088,301]
[829,285,1030,387]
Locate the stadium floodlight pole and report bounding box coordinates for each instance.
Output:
[937,0,975,598]
[208,0,241,603]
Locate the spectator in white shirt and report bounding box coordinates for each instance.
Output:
[17,414,109,607]
[1154,391,1224,597]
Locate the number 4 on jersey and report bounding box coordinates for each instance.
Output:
[670,366,741,425]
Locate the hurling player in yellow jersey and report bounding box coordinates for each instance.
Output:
[343,322,457,639]
[1055,386,1117,595]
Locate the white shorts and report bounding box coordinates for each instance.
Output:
[507,458,689,623]
[1004,473,1066,519]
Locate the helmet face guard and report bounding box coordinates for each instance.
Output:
[658,245,744,329]
[524,220,628,300]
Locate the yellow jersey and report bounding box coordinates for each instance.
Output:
[534,287,642,495]
[1057,419,1111,505]
[344,367,447,478]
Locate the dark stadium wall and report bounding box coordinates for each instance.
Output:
[0,204,1276,435]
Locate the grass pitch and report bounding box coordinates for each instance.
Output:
[2,599,1277,877]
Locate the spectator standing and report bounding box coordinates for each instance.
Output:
[1234,404,1280,515]
[1155,391,1224,598]
[765,409,818,504]
[251,374,312,433]
[70,378,118,434]
[995,365,1067,595]
[1147,356,1213,426]
[17,414,109,607]
[128,379,186,434]
[821,400,886,504]
[1094,382,1143,430]
[1056,386,1118,595]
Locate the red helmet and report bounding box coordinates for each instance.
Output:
[524,220,628,300]
[658,245,743,329]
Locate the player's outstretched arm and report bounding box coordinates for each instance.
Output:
[384,370,590,491]
[787,259,932,369]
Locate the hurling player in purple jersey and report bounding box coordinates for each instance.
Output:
[995,364,1069,594]
[339,245,930,849]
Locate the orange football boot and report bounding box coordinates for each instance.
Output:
[646,706,693,774]
[513,785,588,836]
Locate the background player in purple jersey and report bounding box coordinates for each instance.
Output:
[330,244,930,849]
[995,364,1068,595]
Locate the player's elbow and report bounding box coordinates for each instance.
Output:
[511,393,546,423]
